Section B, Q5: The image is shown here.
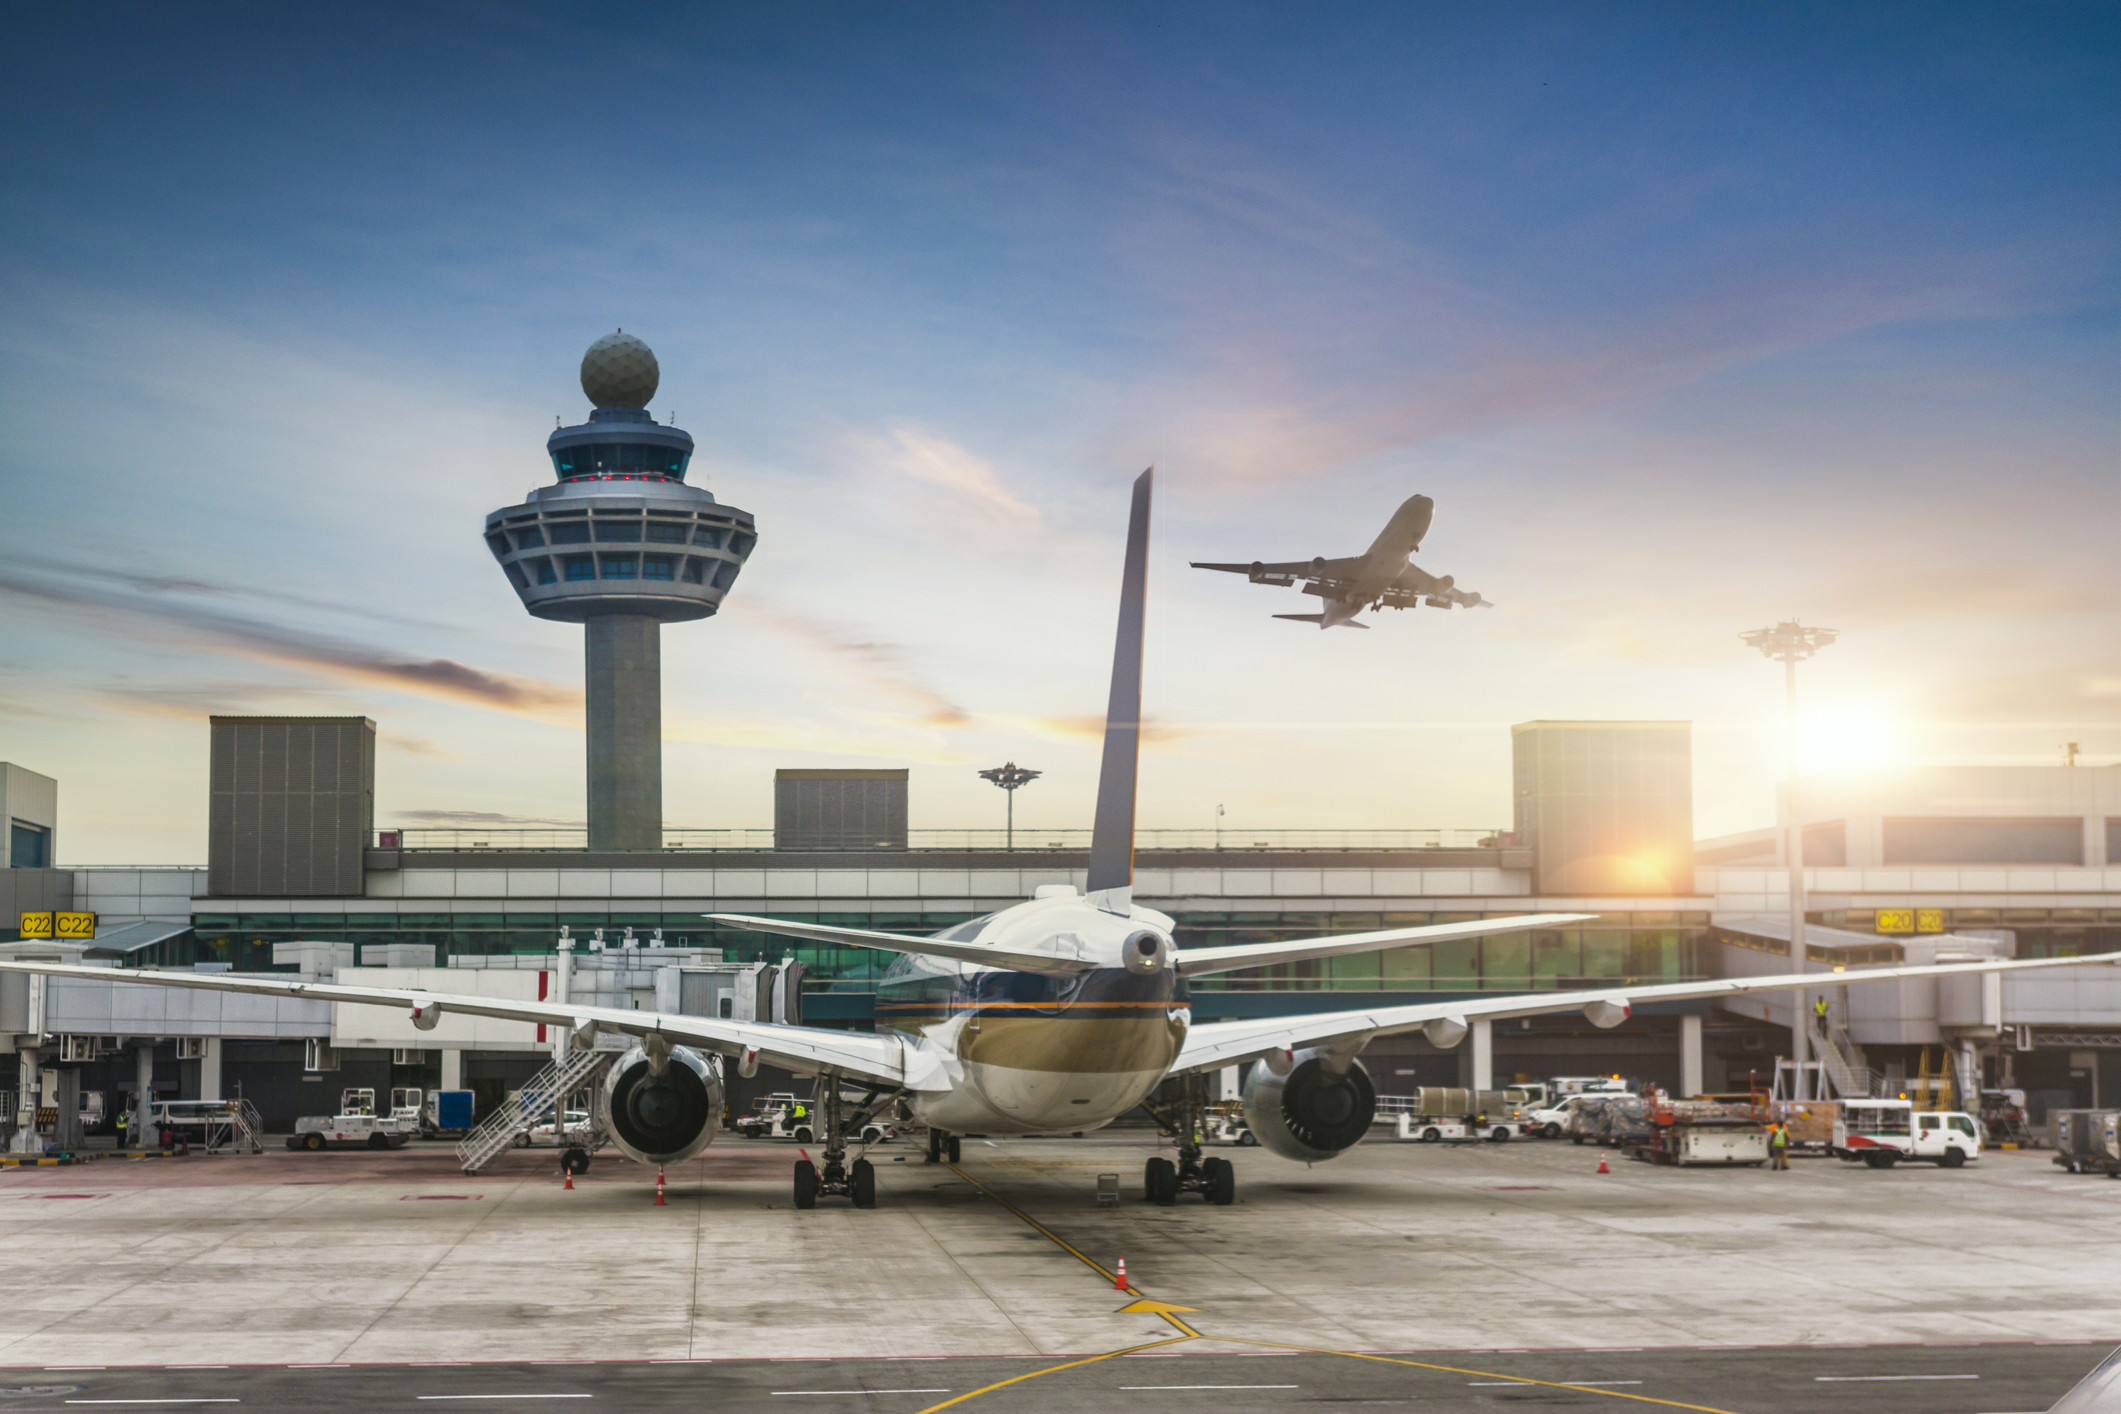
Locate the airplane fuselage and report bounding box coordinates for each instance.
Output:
[873,895,1189,1136]
[1327,492,1434,622]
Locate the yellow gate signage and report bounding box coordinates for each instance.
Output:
[16,911,96,939]
[1916,908,1946,934]
[1875,909,1916,934]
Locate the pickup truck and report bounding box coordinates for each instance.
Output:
[1833,1099,1982,1168]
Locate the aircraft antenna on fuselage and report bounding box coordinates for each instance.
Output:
[1086,466,1153,914]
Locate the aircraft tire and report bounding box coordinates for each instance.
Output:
[793,1160,819,1210]
[925,1130,941,1164]
[1146,1156,1177,1206]
[562,1148,591,1176]
[1207,1158,1235,1207]
[946,1135,961,1164]
[852,1159,876,1209]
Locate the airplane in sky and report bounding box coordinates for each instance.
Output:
[1191,492,1491,629]
[6,470,2117,1212]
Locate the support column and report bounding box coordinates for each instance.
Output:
[1680,1014,1704,1098]
[198,1039,222,1103]
[1470,1019,1493,1092]
[12,1049,42,1153]
[133,1043,155,1147]
[585,614,663,851]
[440,1048,463,1093]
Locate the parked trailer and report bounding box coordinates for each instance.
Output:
[2051,1111,2121,1177]
[1393,1114,1515,1143]
[1379,1088,1521,1141]
[1626,1088,1768,1167]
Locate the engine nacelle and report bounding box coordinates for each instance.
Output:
[1241,1048,1376,1162]
[600,1043,723,1166]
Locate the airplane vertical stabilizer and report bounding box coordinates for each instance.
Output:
[1086,467,1153,915]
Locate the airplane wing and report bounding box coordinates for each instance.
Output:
[1192,558,1365,590]
[1378,562,1490,610]
[708,913,1095,975]
[1176,914,1596,977]
[0,960,907,1088]
[1167,949,2121,1076]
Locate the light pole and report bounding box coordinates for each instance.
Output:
[1742,620,1838,1100]
[978,762,1041,851]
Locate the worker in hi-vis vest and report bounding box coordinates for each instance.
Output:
[1769,1120,1790,1171]
[1814,995,1830,1037]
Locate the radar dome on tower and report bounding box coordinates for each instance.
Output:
[580,330,660,409]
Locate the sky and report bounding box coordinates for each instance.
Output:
[2,3,2116,865]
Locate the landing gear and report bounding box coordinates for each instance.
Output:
[1139,1073,1237,1207]
[790,1081,897,1208]
[927,1129,942,1164]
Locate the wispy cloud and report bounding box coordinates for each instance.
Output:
[743,601,972,729]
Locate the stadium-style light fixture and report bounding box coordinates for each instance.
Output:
[978,762,1042,852]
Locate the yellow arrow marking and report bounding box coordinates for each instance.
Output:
[1116,1299,1200,1315]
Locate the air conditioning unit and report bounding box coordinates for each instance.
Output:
[304,1039,339,1073]
[392,1048,426,1065]
[175,1038,209,1060]
[59,1035,98,1063]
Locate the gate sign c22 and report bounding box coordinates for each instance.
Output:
[16,911,96,939]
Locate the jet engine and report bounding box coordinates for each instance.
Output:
[1240,1048,1376,1162]
[600,1043,724,1166]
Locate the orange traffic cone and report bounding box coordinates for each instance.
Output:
[563,1169,574,1191]
[656,1167,667,1206]
[1597,1155,1610,1174]
[1114,1256,1129,1291]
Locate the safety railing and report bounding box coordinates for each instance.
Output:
[455,1049,610,1174]
[382,826,1511,853]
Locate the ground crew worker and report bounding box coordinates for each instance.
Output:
[1814,995,1830,1037]
[1769,1120,1790,1171]
[114,1108,129,1148]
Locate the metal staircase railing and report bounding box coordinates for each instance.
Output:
[224,1099,265,1154]
[455,1049,610,1174]
[1813,1026,1879,1100]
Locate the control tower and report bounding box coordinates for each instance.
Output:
[484,333,756,850]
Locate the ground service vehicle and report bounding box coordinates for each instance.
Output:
[1833,1099,1982,1168]
[1395,1115,1514,1143]
[289,1088,416,1151]
[1530,1078,1631,1137]
[421,1089,476,1137]
[2051,1110,2121,1177]
[1205,1101,1255,1145]
[1627,1087,1768,1166]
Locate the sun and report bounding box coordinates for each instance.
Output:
[1797,706,1907,775]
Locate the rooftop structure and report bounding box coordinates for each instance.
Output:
[482,333,757,850]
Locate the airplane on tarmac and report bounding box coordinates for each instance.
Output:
[1191,492,1491,629]
[6,470,2119,1212]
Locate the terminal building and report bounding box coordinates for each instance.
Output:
[7,724,2118,1140]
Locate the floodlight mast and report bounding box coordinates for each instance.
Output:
[1741,620,1839,1100]
[977,762,1041,852]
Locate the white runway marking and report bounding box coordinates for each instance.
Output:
[1815,1374,1977,1381]
[771,1391,950,1397]
[416,1397,593,1402]
[64,1403,241,1407]
[1119,1385,1300,1391]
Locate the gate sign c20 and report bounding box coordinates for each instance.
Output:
[1874,909,1916,934]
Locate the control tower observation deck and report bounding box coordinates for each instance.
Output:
[483,333,756,849]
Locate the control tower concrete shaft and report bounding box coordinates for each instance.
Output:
[483,333,757,849]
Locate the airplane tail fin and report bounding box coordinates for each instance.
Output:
[1086,468,1153,915]
[1272,613,1368,629]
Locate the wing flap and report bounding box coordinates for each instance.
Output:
[707,913,1093,975]
[1176,913,1595,977]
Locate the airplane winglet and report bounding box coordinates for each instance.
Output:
[1086,468,1153,916]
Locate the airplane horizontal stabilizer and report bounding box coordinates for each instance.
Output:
[707,913,1095,976]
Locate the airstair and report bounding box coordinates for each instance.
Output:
[1812,1026,1882,1100]
[455,1049,611,1174]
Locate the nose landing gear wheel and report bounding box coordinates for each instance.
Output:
[793,1159,819,1209]
[852,1158,876,1208]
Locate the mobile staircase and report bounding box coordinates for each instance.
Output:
[455,1050,611,1174]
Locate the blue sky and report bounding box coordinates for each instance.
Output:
[2,4,2116,863]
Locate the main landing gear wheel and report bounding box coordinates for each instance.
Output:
[1202,1156,1236,1206]
[1144,1156,1178,1206]
[561,1148,591,1176]
[793,1160,820,1209]
[926,1130,942,1164]
[852,1159,876,1209]
[945,1135,961,1164]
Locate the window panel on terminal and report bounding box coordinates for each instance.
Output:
[549,521,591,545]
[513,526,545,549]
[681,557,706,584]
[593,519,643,542]
[642,555,677,581]
[644,520,689,543]
[600,554,639,579]
[533,558,558,585]
[563,555,596,581]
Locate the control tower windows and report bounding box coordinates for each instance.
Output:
[594,520,643,542]
[533,558,557,585]
[550,521,591,545]
[599,553,639,579]
[711,560,739,590]
[563,555,596,581]
[552,443,690,479]
[681,558,706,584]
[693,527,725,549]
[513,526,546,549]
[645,520,689,543]
[642,555,677,581]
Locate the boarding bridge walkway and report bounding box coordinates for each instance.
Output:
[455,1049,611,1174]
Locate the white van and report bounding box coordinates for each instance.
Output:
[1833,1099,1982,1169]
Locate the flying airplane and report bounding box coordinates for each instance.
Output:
[1191,492,1490,629]
[5,470,2117,1213]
